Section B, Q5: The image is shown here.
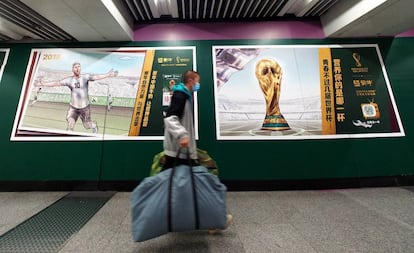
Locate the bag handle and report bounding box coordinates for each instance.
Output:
[187,151,200,230]
[167,148,200,232]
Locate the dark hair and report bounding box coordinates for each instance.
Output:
[182,70,199,83]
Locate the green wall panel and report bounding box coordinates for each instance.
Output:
[0,38,413,183]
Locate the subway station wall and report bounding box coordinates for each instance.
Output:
[0,24,413,184]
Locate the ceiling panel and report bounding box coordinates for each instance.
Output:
[2,0,412,42]
[124,0,338,22]
[0,0,74,41]
[0,0,339,42]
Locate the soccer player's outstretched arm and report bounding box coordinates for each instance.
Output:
[34,79,62,87]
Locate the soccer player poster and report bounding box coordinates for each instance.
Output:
[11,47,196,141]
[213,45,404,140]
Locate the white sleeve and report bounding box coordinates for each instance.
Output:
[164,115,189,140]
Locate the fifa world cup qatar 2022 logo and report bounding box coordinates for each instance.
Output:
[255,59,290,131]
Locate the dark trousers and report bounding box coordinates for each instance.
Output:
[162,155,198,171]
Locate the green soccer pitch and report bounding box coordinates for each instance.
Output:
[21,101,133,136]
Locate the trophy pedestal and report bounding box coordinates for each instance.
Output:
[261,114,290,131]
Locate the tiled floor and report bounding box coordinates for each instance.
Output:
[1,187,414,252]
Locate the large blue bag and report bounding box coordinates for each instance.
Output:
[131,164,227,242]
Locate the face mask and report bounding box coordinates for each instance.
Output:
[193,82,200,92]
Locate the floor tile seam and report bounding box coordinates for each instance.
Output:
[63,194,126,232]
[56,229,111,253]
[54,196,121,253]
[66,201,130,247]
[70,194,128,226]
[94,197,131,227]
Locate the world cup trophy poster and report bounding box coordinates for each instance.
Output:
[213,45,404,140]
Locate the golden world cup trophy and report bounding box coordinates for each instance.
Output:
[255,59,290,131]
